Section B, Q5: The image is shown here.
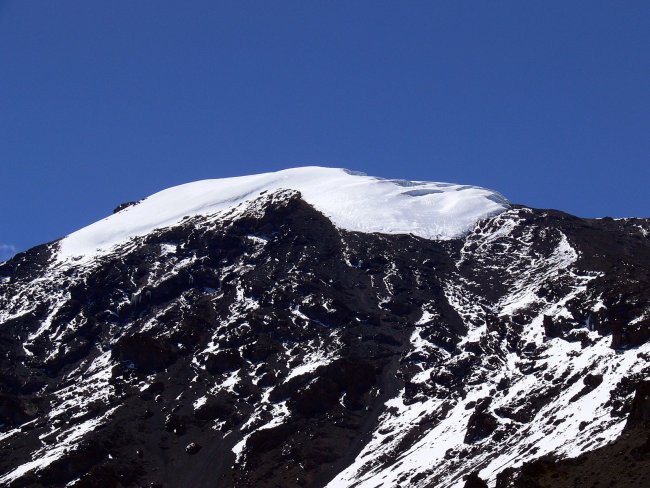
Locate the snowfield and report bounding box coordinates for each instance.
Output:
[58,166,509,259]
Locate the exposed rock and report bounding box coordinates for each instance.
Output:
[204,349,243,375]
[185,442,202,455]
[0,190,649,488]
[464,472,489,488]
[112,334,177,373]
[113,201,141,213]
[465,399,498,443]
[569,373,604,402]
[626,381,650,430]
[543,315,563,339]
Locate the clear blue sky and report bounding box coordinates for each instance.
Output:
[1,1,649,258]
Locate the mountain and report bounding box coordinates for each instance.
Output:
[1,167,649,488]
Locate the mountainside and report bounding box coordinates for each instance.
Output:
[1,168,649,488]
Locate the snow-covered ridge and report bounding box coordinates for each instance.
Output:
[58,166,509,259]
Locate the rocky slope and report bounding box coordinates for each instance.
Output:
[495,382,650,488]
[0,168,648,487]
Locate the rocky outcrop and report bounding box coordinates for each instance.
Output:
[626,381,650,430]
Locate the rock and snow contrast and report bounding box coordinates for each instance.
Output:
[58,167,508,260]
[1,167,649,488]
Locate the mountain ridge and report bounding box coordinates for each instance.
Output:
[56,167,509,260]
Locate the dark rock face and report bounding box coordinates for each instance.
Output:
[112,333,178,373]
[464,472,489,488]
[113,201,141,213]
[465,401,499,443]
[0,192,649,487]
[626,381,650,430]
[185,442,202,455]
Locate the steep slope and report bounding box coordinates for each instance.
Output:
[0,169,648,488]
[327,207,650,487]
[495,382,650,488]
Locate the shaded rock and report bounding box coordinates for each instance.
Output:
[113,201,140,213]
[112,334,177,373]
[37,439,106,486]
[205,350,243,375]
[465,400,498,443]
[464,472,489,488]
[543,315,563,339]
[185,442,202,455]
[164,413,187,435]
[0,395,41,430]
[194,392,237,422]
[626,381,650,430]
[246,423,298,456]
[569,373,603,402]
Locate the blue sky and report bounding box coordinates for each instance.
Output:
[1,1,649,256]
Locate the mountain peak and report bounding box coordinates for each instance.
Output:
[58,166,508,260]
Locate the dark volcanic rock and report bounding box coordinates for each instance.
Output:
[113,201,140,213]
[185,442,202,455]
[465,400,498,443]
[0,190,649,488]
[543,314,563,339]
[112,333,178,373]
[626,381,650,430]
[464,472,489,488]
[204,349,244,375]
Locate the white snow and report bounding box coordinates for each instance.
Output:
[285,352,334,381]
[193,396,208,410]
[0,407,118,485]
[57,167,508,260]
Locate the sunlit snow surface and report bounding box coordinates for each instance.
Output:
[58,167,508,259]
